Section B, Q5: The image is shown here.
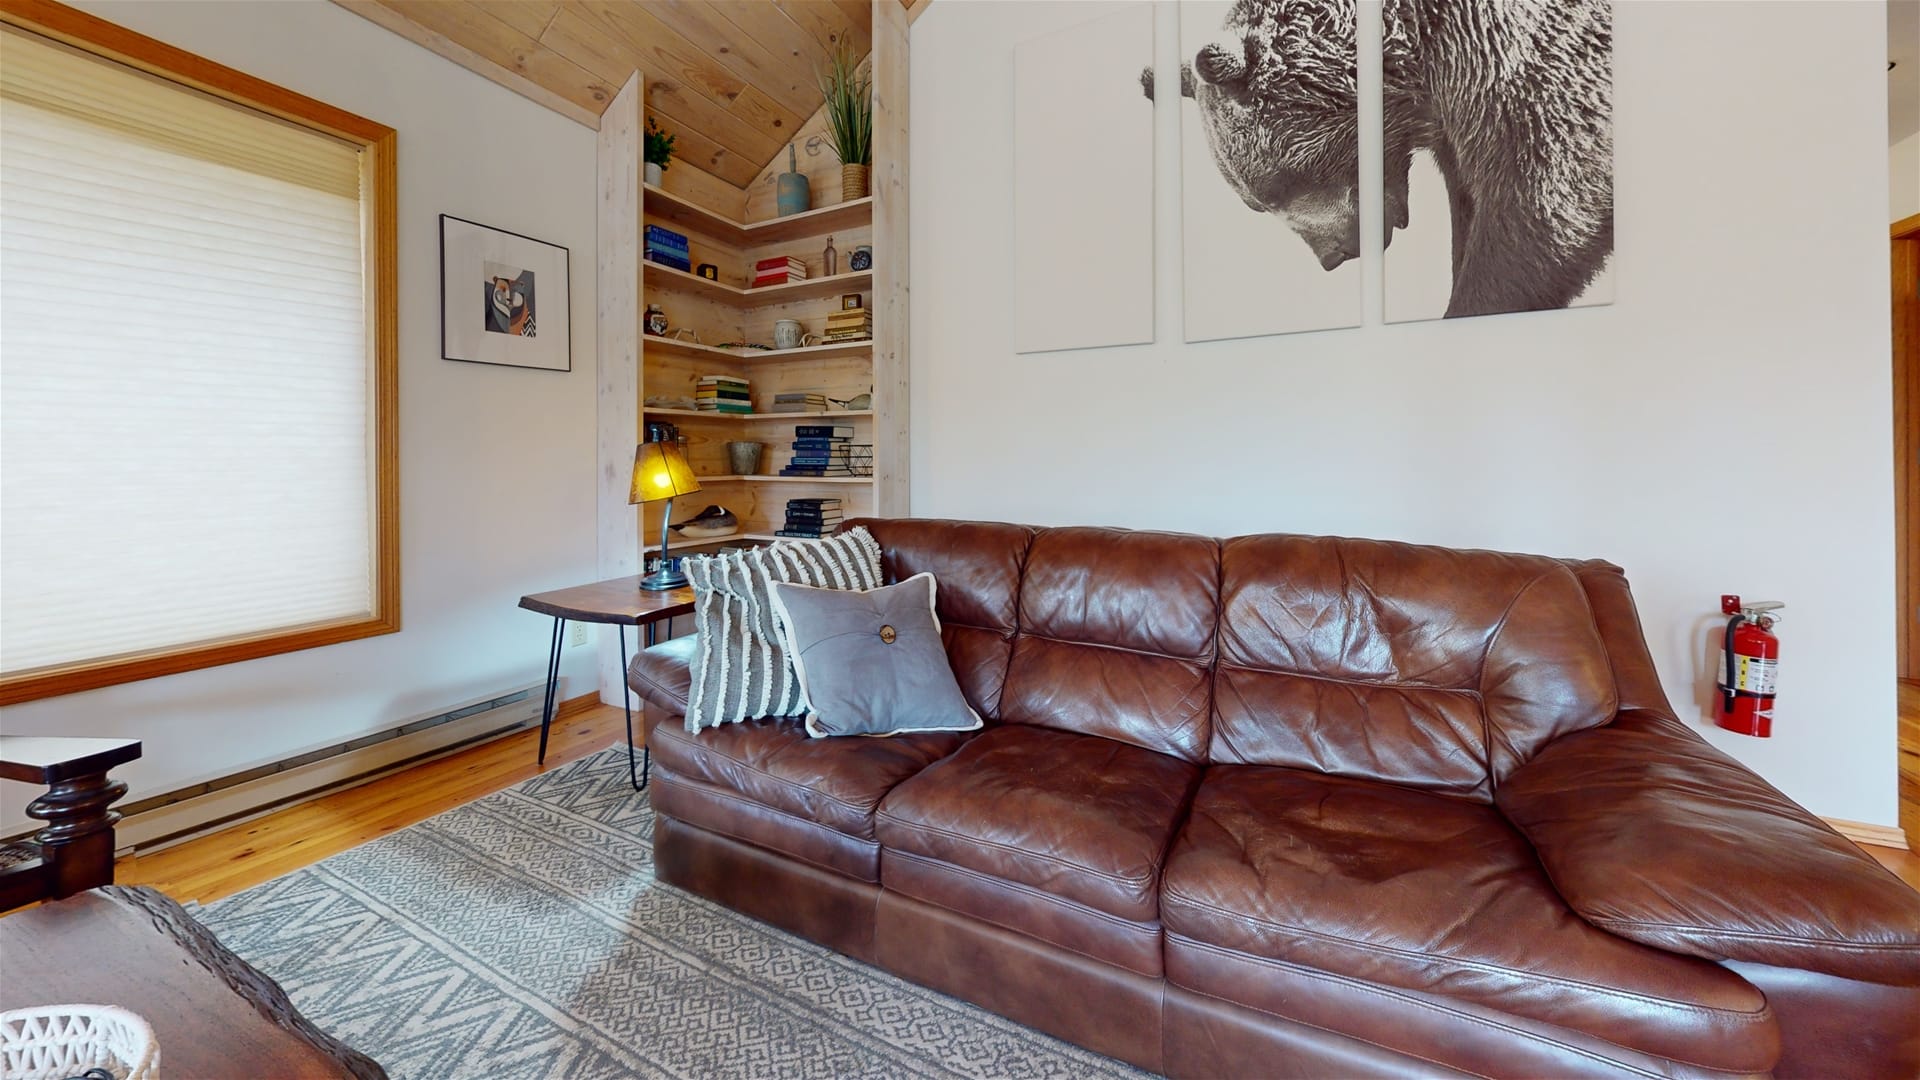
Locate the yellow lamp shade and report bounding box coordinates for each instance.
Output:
[630,441,702,504]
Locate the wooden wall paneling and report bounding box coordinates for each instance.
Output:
[648,1,821,116]
[656,160,750,221]
[643,347,750,409]
[332,1,601,128]
[743,63,869,223]
[739,353,876,402]
[356,1,613,116]
[775,0,873,60]
[597,73,643,705]
[871,0,909,517]
[643,284,747,349]
[652,2,824,119]
[1896,217,1920,680]
[645,212,752,291]
[735,291,873,350]
[741,225,875,286]
[466,0,557,40]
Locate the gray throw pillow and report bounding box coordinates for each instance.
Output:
[768,572,983,738]
[682,527,884,734]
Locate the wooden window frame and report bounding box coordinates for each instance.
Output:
[0,0,399,706]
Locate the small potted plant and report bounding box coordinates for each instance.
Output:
[644,117,675,187]
[817,43,872,200]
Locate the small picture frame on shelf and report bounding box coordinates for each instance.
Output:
[841,294,863,311]
[440,215,572,372]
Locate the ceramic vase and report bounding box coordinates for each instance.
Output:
[725,441,764,476]
[644,162,663,187]
[776,145,809,217]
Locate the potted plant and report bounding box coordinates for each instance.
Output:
[817,43,872,200]
[644,117,675,187]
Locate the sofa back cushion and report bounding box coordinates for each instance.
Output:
[850,518,1035,721]
[1000,527,1221,762]
[1213,535,1617,800]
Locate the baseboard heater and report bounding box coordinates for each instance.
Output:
[104,683,548,854]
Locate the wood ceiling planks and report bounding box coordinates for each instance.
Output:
[340,0,874,188]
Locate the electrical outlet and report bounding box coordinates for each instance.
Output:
[569,623,588,647]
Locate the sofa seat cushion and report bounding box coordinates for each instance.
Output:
[648,715,968,842]
[876,725,1200,922]
[1161,766,1779,1073]
[628,635,696,714]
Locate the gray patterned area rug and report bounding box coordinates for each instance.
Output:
[196,748,1144,1080]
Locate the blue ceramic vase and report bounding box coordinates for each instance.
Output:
[776,144,809,217]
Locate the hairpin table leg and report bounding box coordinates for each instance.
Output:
[536,616,564,765]
[619,624,648,792]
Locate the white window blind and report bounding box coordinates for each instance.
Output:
[0,25,378,678]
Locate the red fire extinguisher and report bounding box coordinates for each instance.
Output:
[1714,594,1783,737]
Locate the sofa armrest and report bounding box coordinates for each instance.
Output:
[627,635,696,717]
[1497,710,1920,986]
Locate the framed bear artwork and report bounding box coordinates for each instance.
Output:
[1174,0,1362,342]
[1381,0,1615,322]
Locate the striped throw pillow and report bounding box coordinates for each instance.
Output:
[682,526,884,734]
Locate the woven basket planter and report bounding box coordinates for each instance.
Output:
[841,163,869,201]
[1,1005,158,1080]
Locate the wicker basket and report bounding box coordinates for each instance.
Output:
[0,1005,157,1080]
[841,163,869,201]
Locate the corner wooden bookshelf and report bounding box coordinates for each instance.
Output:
[635,14,907,552]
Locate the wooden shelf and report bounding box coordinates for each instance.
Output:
[643,407,875,421]
[645,261,873,307]
[695,475,875,485]
[644,532,782,555]
[642,336,873,364]
[644,184,873,247]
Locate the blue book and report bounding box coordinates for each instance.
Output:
[644,225,689,250]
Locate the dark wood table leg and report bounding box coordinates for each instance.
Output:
[536,616,564,765]
[26,768,128,900]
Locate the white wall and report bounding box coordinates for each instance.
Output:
[1,1,601,833]
[912,1,1900,825]
[1896,130,1919,221]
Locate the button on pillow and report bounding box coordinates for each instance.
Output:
[769,572,983,738]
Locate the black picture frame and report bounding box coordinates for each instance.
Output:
[439,214,573,372]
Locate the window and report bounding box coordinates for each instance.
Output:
[0,4,397,705]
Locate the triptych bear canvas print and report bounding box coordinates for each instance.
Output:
[1012,0,1613,351]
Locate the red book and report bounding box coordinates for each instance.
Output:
[755,256,806,270]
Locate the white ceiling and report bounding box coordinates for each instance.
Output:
[1895,0,1919,144]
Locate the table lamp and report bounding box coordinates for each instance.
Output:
[630,441,702,590]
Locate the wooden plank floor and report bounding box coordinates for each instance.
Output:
[111,701,1919,904]
[114,702,628,904]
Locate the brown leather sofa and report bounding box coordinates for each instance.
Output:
[627,519,1920,1078]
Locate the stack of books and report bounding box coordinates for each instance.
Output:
[780,423,854,476]
[695,374,752,415]
[824,308,873,342]
[768,392,828,414]
[645,225,690,273]
[778,498,843,539]
[753,256,807,288]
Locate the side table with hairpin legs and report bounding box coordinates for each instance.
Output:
[518,578,695,790]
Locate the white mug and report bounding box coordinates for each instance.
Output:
[774,319,803,350]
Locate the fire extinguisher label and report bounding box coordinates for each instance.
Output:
[1717,653,1779,696]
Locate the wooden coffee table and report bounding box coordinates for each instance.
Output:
[0,886,383,1079]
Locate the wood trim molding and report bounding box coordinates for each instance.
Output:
[1825,817,1911,851]
[329,0,600,131]
[1895,212,1920,240]
[555,691,602,720]
[872,0,911,517]
[595,73,644,707]
[906,0,934,26]
[0,0,401,706]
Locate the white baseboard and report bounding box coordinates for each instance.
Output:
[1824,817,1911,851]
[114,684,549,853]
